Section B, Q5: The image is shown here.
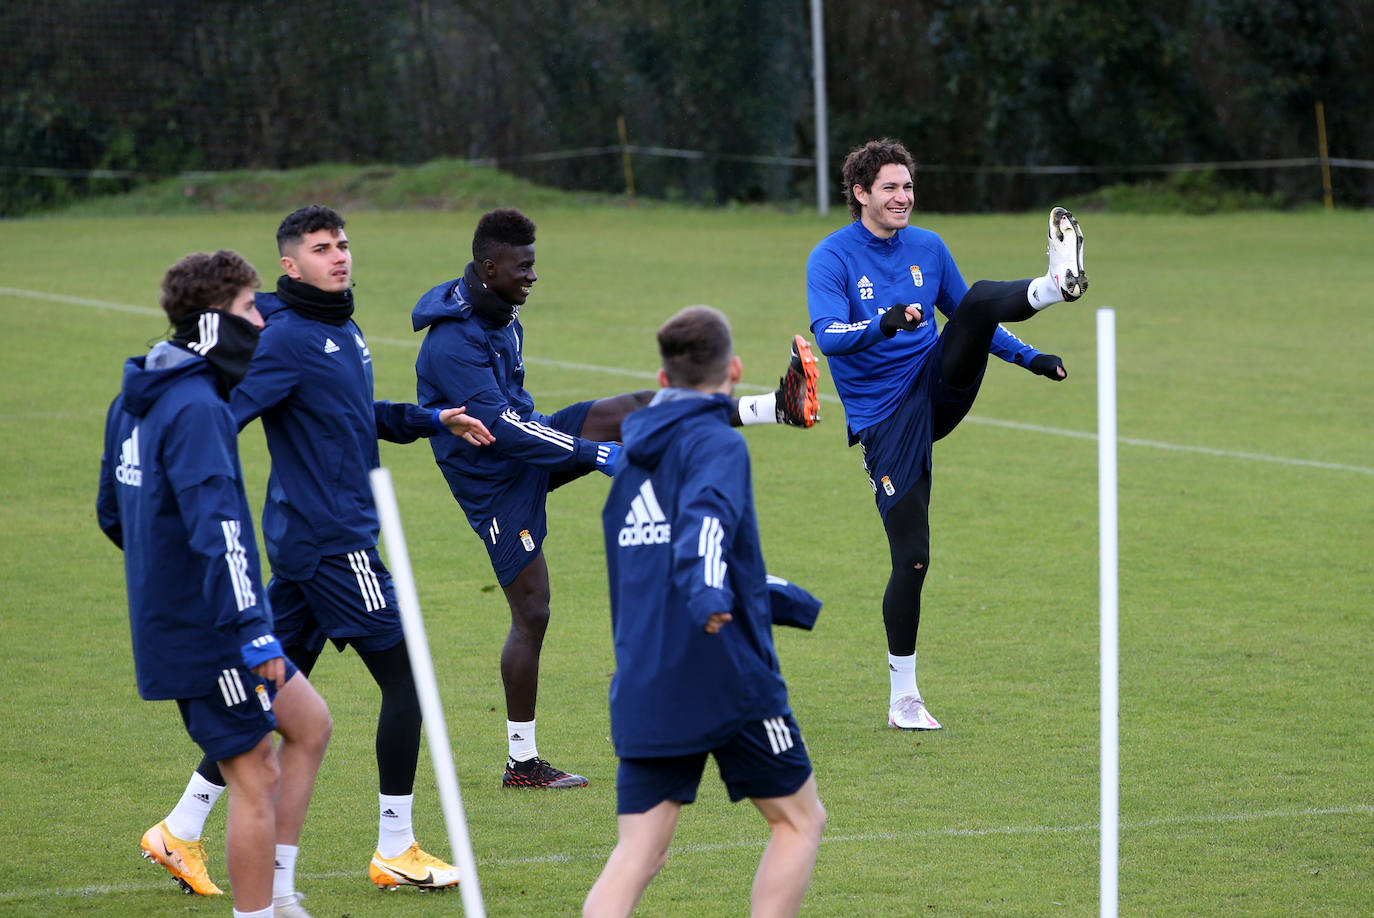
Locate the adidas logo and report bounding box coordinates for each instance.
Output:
[509,732,525,741]
[858,275,873,290]
[193,793,210,804]
[381,808,399,819]
[115,426,142,486]
[618,480,671,546]
[323,337,341,354]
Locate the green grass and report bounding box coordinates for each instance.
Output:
[1,206,1371,917]
[37,158,623,218]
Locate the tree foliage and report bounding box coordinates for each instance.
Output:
[2,0,1370,214]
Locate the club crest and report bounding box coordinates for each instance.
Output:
[909,266,924,287]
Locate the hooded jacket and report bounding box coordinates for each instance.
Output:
[412,272,610,524]
[601,390,791,757]
[232,291,438,579]
[98,343,272,700]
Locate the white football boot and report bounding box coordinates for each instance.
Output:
[888,694,942,731]
[1047,206,1088,301]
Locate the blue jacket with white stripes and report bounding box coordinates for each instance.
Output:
[412,271,610,524]
[602,389,791,757]
[232,292,440,580]
[98,344,274,700]
[806,220,1041,436]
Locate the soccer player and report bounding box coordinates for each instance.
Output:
[143,206,493,901]
[98,251,332,918]
[412,209,821,788]
[583,305,826,918]
[806,137,1089,731]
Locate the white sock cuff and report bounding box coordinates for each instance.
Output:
[507,719,538,761]
[1028,273,1063,310]
[736,393,777,425]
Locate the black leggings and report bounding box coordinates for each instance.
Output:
[197,640,420,796]
[881,474,931,657]
[940,279,1037,389]
[879,278,1036,654]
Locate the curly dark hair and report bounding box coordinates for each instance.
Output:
[657,305,734,389]
[276,205,346,254]
[472,208,537,263]
[159,250,260,323]
[841,138,916,220]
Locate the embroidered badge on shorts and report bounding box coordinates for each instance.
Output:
[519,529,535,552]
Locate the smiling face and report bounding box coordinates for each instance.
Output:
[281,228,352,293]
[854,163,914,238]
[480,243,537,306]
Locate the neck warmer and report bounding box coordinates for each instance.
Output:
[464,261,519,327]
[276,274,355,326]
[170,309,260,396]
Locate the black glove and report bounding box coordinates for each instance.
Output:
[879,304,923,337]
[1029,353,1067,381]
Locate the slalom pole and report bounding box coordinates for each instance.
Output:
[370,467,486,917]
[1097,309,1119,918]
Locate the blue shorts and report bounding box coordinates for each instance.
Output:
[616,713,813,815]
[472,401,594,587]
[175,659,299,762]
[855,334,985,521]
[268,547,404,656]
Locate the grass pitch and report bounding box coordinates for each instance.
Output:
[1,206,1371,916]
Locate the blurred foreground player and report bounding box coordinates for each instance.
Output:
[583,305,826,918]
[98,251,332,918]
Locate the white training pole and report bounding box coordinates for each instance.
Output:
[1097,309,1119,918]
[370,467,486,917]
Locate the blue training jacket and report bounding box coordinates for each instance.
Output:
[602,390,791,757]
[412,273,611,528]
[232,292,439,580]
[806,221,1041,435]
[98,344,273,700]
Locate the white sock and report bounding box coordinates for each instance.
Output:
[507,719,538,762]
[272,844,298,901]
[888,652,920,705]
[165,772,224,841]
[377,794,415,859]
[233,908,273,918]
[736,393,777,425]
[1027,273,1063,310]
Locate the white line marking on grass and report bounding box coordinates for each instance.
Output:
[1,286,162,316]
[972,416,1374,476]
[483,803,1374,866]
[10,285,1372,475]
[8,804,1369,903]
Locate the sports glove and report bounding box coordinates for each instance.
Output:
[1029,353,1067,381]
[597,442,623,477]
[879,304,923,337]
[241,634,284,669]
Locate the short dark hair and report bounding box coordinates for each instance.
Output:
[472,208,536,263]
[657,305,734,389]
[277,205,346,254]
[159,250,260,323]
[841,138,916,220]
